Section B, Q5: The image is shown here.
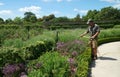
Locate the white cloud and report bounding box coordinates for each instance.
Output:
[57,0,72,2]
[66,0,72,2]
[0,10,12,15]
[42,0,52,2]
[51,11,60,14]
[57,0,62,2]
[74,8,88,14]
[0,2,4,6]
[19,6,41,13]
[100,0,120,9]
[42,0,72,2]
[113,4,120,8]
[100,0,120,3]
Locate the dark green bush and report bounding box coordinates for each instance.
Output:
[22,35,55,60]
[22,41,47,60]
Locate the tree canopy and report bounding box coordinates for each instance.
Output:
[0,6,120,26]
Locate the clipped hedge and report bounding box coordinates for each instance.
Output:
[98,37,120,45]
[99,24,114,29]
[76,48,91,77]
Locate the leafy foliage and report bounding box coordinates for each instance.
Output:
[27,52,69,77]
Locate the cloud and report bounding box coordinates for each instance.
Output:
[0,10,12,15]
[42,0,72,2]
[0,2,4,6]
[100,0,120,3]
[42,0,53,2]
[74,8,88,14]
[57,0,62,2]
[51,11,60,14]
[66,0,72,2]
[19,6,41,13]
[100,0,120,9]
[113,3,120,8]
[57,0,72,2]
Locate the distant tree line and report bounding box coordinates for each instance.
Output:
[0,6,120,28]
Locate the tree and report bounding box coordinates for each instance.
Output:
[83,6,120,21]
[73,14,81,22]
[42,14,55,22]
[48,14,55,21]
[0,18,4,24]
[13,17,23,25]
[29,15,37,23]
[82,10,98,21]
[95,6,120,20]
[24,12,37,23]
[5,18,13,24]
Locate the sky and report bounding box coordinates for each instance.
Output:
[0,0,120,20]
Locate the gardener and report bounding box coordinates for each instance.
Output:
[80,19,100,60]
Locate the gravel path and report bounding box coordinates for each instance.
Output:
[89,41,120,77]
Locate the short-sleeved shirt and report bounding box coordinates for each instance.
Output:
[87,24,100,39]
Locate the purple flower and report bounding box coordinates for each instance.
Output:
[2,64,18,75]
[71,51,78,57]
[68,58,75,64]
[56,40,86,54]
[35,63,42,69]
[2,63,26,77]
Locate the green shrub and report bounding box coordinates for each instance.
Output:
[22,35,55,60]
[99,24,114,29]
[27,52,69,77]
[76,48,91,77]
[114,25,120,28]
[3,38,23,48]
[0,47,24,67]
[24,34,55,47]
[0,47,24,77]
[22,41,47,60]
[99,29,120,39]
[58,29,86,42]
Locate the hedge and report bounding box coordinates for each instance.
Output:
[98,37,120,45]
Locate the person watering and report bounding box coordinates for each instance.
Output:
[80,19,100,60]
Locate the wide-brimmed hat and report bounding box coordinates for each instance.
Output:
[86,19,93,24]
